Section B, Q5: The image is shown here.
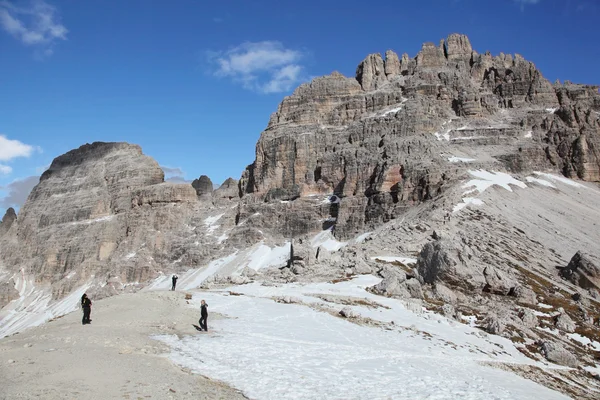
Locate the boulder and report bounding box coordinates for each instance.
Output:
[484,314,506,335]
[370,267,408,297]
[441,304,456,319]
[518,309,538,329]
[555,312,576,333]
[339,307,358,319]
[560,251,600,291]
[540,341,579,368]
[433,283,457,305]
[405,278,424,299]
[417,240,483,290]
[512,285,537,305]
[483,267,517,295]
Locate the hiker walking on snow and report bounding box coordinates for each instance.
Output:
[81,293,92,325]
[172,274,178,291]
[199,300,208,331]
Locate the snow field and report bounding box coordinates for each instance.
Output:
[156,276,569,400]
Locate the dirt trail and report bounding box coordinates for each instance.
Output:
[0,290,246,400]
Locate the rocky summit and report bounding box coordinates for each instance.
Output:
[240,33,599,238]
[1,34,600,399]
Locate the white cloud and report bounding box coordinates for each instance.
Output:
[0,135,36,161]
[0,0,67,55]
[161,165,184,178]
[0,175,39,209]
[208,41,308,94]
[0,164,12,175]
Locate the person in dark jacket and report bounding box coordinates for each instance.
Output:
[81,293,92,325]
[199,300,208,331]
[171,274,178,291]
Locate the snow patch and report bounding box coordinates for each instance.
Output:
[451,136,485,141]
[246,243,291,271]
[463,170,527,195]
[568,333,600,351]
[217,234,228,244]
[204,214,224,227]
[380,106,403,117]
[354,232,373,243]
[537,303,553,309]
[0,278,91,338]
[311,229,347,252]
[525,177,556,188]
[70,215,114,226]
[524,131,533,138]
[371,256,417,265]
[545,107,558,114]
[532,172,585,188]
[453,197,485,213]
[448,156,476,163]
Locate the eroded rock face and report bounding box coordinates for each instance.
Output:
[0,208,17,237]
[213,178,239,204]
[561,251,600,291]
[192,175,213,200]
[0,142,229,307]
[240,33,600,238]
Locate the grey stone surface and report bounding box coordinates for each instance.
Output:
[541,341,579,368]
[0,207,16,237]
[561,251,600,291]
[192,175,214,200]
[238,34,599,239]
[555,312,576,333]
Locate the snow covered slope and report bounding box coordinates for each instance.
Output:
[156,276,570,400]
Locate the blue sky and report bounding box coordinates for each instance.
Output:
[0,0,599,215]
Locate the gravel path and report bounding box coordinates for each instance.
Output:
[0,290,246,400]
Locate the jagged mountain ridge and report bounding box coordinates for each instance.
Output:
[239,33,599,238]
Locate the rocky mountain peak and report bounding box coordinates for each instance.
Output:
[241,33,600,238]
[0,207,17,237]
[192,175,214,200]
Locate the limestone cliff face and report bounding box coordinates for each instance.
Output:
[241,33,600,238]
[0,142,229,306]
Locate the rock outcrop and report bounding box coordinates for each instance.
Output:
[191,175,214,200]
[0,207,17,237]
[239,33,600,238]
[560,251,600,291]
[213,178,239,203]
[0,142,232,307]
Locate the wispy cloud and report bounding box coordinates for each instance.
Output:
[0,175,39,209]
[207,41,308,94]
[213,17,224,23]
[0,165,12,175]
[514,0,541,9]
[160,165,192,183]
[0,0,67,56]
[0,135,36,162]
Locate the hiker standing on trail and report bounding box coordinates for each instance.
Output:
[81,293,92,325]
[172,274,178,291]
[199,300,208,331]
